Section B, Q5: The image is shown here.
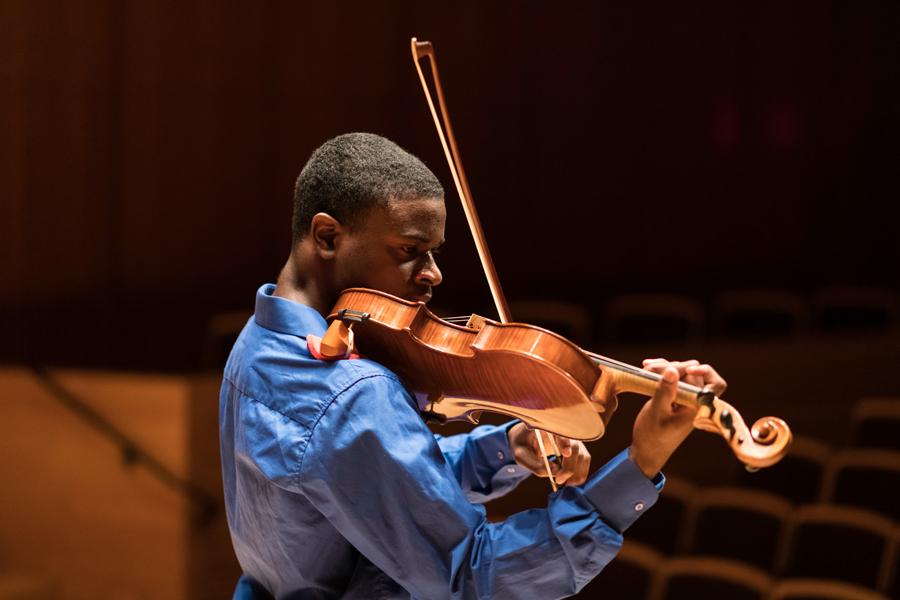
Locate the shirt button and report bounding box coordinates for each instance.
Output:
[497,451,505,461]
[506,466,517,474]
[634,502,645,512]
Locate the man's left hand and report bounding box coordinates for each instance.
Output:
[629,358,728,478]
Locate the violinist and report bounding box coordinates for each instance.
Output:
[219,132,728,600]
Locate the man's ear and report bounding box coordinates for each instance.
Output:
[309,212,343,259]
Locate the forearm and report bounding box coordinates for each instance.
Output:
[436,422,530,503]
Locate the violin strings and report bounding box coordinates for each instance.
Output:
[583,351,704,395]
[443,316,471,324]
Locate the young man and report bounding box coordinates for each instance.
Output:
[220,133,726,599]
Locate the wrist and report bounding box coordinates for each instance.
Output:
[628,444,665,480]
[506,421,524,448]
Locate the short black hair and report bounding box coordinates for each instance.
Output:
[292,133,444,242]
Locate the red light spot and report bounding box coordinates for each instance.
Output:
[766,100,801,153]
[712,97,741,153]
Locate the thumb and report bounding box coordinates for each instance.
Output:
[651,366,679,408]
[554,435,574,457]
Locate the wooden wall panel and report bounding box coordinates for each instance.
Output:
[0,368,190,599]
[0,1,897,369]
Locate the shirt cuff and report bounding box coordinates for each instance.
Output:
[487,421,521,462]
[581,447,664,533]
[481,421,531,483]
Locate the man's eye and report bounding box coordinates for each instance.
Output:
[401,246,418,256]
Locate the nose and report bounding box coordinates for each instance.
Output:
[415,251,443,287]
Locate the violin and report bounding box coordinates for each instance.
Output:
[321,38,792,485]
[325,288,790,470]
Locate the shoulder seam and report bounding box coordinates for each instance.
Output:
[294,371,409,487]
[223,374,308,430]
[225,369,411,488]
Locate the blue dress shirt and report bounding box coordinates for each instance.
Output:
[220,284,663,599]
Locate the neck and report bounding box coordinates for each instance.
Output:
[273,245,335,317]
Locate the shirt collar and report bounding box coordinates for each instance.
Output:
[254,283,327,338]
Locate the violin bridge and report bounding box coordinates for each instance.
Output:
[465,314,487,330]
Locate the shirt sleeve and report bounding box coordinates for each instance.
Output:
[434,423,531,504]
[297,373,662,600]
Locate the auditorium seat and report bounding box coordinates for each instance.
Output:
[508,298,593,346]
[737,435,831,505]
[885,530,899,599]
[602,293,704,344]
[201,309,251,369]
[711,289,809,338]
[821,449,900,521]
[778,505,892,590]
[577,540,662,599]
[682,487,791,570]
[625,475,694,555]
[812,286,897,333]
[647,556,772,600]
[768,578,890,600]
[850,397,900,451]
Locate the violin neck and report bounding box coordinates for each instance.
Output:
[586,352,705,407]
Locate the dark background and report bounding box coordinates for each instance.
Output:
[2,0,898,371]
[3,3,900,599]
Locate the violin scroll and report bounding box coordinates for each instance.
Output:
[692,394,792,469]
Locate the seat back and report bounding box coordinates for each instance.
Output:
[812,286,897,333]
[201,309,252,369]
[885,529,899,600]
[850,398,900,451]
[821,449,900,521]
[737,436,830,505]
[711,289,809,338]
[683,486,791,570]
[580,540,662,599]
[778,505,892,589]
[508,298,593,346]
[768,578,890,600]
[603,293,704,344]
[648,556,772,600]
[625,475,694,555]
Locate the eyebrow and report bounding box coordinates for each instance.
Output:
[399,234,445,247]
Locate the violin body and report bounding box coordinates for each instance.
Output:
[329,288,611,440]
